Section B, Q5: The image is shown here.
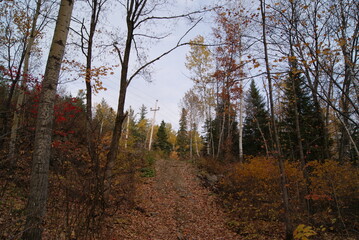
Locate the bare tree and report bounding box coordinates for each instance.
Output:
[260,0,292,238]
[105,0,206,194]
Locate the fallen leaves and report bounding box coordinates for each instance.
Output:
[107,158,240,239]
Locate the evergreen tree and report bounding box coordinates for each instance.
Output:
[280,63,322,162]
[243,80,270,156]
[154,120,171,154]
[130,104,149,148]
[139,104,147,121]
[176,108,189,159]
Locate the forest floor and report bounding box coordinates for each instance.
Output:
[108,158,240,240]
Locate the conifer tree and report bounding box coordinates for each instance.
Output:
[176,108,189,159]
[280,62,322,162]
[243,80,270,156]
[139,104,147,121]
[154,120,171,154]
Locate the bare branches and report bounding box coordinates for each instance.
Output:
[177,17,202,46]
[126,16,203,86]
[127,42,188,86]
[134,8,211,29]
[133,32,171,40]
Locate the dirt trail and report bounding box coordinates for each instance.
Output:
[112,158,240,240]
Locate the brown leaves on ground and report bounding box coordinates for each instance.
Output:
[106,158,240,240]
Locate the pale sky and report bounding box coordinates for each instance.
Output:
[64,0,218,131]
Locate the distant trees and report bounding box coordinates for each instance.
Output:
[176,108,189,159]
[180,0,358,238]
[154,120,171,155]
[243,80,270,157]
[183,0,358,164]
[106,0,204,191]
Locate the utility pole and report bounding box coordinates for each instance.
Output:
[148,100,160,150]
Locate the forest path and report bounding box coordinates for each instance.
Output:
[111,158,240,240]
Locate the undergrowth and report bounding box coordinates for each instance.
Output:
[197,156,359,240]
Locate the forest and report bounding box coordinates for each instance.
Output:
[0,0,358,239]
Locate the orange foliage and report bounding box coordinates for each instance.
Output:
[307,160,359,202]
[207,157,359,238]
[220,157,304,219]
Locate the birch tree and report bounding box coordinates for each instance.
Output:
[22,0,74,238]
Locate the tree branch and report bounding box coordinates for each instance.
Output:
[134,8,213,29]
[113,43,123,66]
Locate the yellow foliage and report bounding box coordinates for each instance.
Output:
[219,157,304,222]
[294,224,317,240]
[307,160,359,201]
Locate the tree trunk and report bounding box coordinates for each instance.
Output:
[0,42,26,148]
[291,65,311,214]
[238,83,243,163]
[254,116,269,158]
[8,0,42,165]
[105,15,134,196]
[195,136,200,158]
[337,0,354,162]
[22,0,74,239]
[216,112,225,159]
[288,2,312,213]
[260,0,292,238]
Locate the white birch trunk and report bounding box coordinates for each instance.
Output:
[238,90,243,163]
[23,1,74,239]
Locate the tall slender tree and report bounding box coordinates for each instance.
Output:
[185,35,215,156]
[259,0,292,238]
[105,0,203,192]
[75,0,108,164]
[212,8,244,160]
[22,0,74,238]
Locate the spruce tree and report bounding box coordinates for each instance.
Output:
[280,62,322,162]
[139,104,147,121]
[243,80,270,156]
[154,120,171,154]
[132,105,148,148]
[176,108,189,159]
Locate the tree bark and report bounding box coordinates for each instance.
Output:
[105,6,134,196]
[337,0,354,162]
[238,82,243,163]
[260,0,292,238]
[22,0,74,239]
